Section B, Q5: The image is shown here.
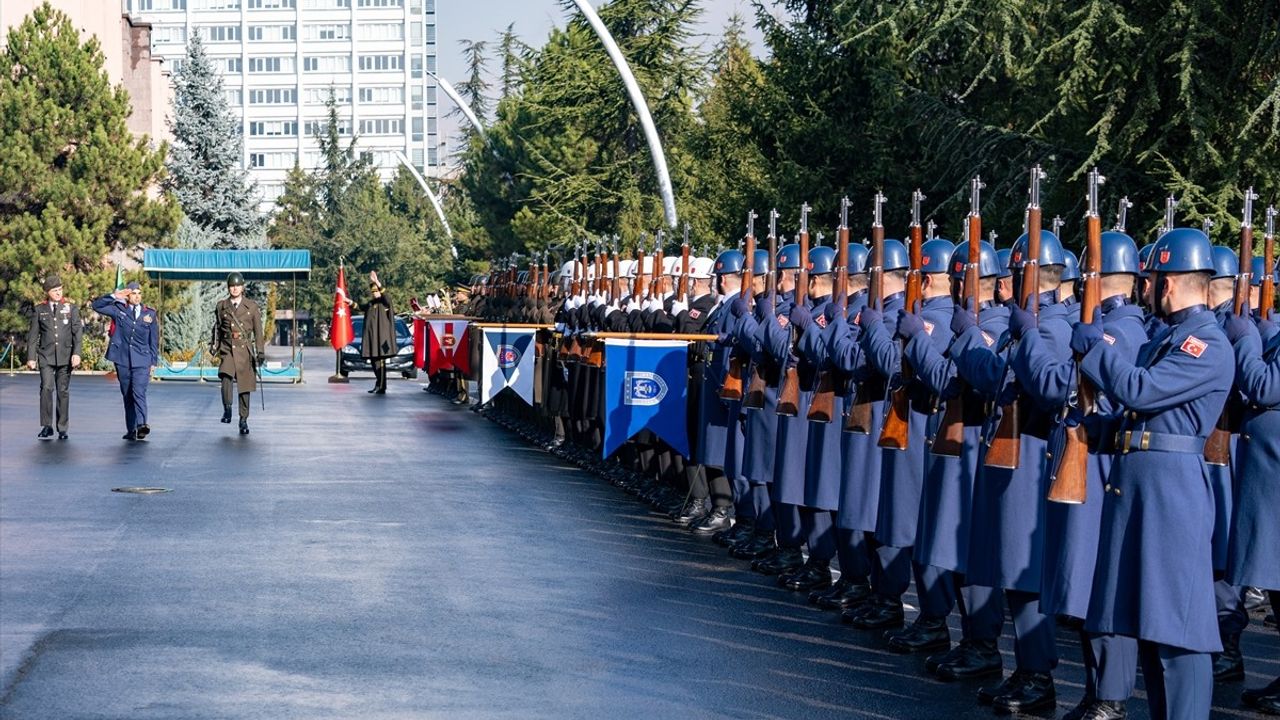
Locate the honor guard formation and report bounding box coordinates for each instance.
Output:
[438,170,1280,720]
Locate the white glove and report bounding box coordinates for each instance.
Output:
[604,304,618,317]
[563,298,575,312]
[670,299,689,316]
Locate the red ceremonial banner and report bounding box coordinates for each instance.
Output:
[427,319,470,375]
[330,265,354,351]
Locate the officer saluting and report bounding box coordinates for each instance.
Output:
[93,282,159,441]
[211,272,264,435]
[26,275,83,440]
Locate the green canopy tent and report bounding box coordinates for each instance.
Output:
[143,249,312,382]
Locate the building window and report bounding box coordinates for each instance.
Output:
[411,116,423,141]
[199,25,241,42]
[302,0,349,7]
[425,23,435,45]
[304,118,352,136]
[250,151,297,169]
[410,84,423,109]
[358,86,403,104]
[220,57,243,73]
[249,25,297,41]
[358,23,403,41]
[357,0,403,6]
[427,145,437,166]
[169,58,185,72]
[304,86,352,104]
[410,54,423,79]
[303,24,350,41]
[224,88,243,106]
[249,87,297,104]
[358,118,404,135]
[425,85,436,105]
[249,120,299,136]
[425,0,434,12]
[152,27,188,44]
[248,56,295,73]
[248,0,296,8]
[425,54,436,73]
[412,147,424,166]
[304,55,352,73]
[358,54,403,72]
[195,0,242,9]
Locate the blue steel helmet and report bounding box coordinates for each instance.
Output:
[1147,228,1213,273]
[1209,246,1238,280]
[949,240,1002,279]
[847,244,870,275]
[1251,256,1274,286]
[1009,230,1066,269]
[1060,249,1081,281]
[751,248,770,275]
[996,249,1013,279]
[921,239,956,274]
[1138,243,1156,278]
[714,249,745,275]
[1084,231,1141,275]
[807,245,836,275]
[882,239,910,271]
[777,243,802,270]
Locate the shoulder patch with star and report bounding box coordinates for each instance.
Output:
[1179,335,1207,358]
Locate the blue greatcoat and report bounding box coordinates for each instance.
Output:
[764,293,816,506]
[1040,298,1148,618]
[909,301,1009,573]
[1080,306,1230,652]
[697,300,733,468]
[799,295,843,510]
[1227,325,1280,591]
[865,293,943,549]
[956,293,1070,592]
[829,292,885,532]
[742,292,792,484]
[1206,301,1239,572]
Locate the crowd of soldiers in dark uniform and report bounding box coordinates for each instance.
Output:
[438,180,1279,720]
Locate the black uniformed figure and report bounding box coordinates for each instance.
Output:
[26,275,82,440]
[211,272,264,435]
[361,271,397,394]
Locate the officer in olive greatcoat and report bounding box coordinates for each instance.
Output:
[211,272,265,435]
[27,275,83,439]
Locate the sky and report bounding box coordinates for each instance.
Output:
[433,0,772,163]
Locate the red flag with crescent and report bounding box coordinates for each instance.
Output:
[427,319,471,375]
[330,264,354,351]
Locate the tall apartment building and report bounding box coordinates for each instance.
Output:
[124,0,442,208]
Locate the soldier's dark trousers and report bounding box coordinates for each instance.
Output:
[1005,590,1058,674]
[1215,581,1249,637]
[768,486,802,548]
[372,358,387,390]
[1088,633,1139,702]
[914,563,959,621]
[874,544,913,600]
[38,364,71,431]
[959,581,1003,640]
[221,377,250,418]
[1139,642,1212,720]
[752,484,776,533]
[731,472,753,521]
[690,466,734,508]
[836,528,873,582]
[802,509,836,562]
[114,363,149,431]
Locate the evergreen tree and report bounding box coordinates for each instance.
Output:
[167,33,261,243]
[0,2,179,337]
[497,23,527,100]
[454,38,493,145]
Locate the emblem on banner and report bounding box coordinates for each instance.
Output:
[623,371,668,406]
[497,344,521,369]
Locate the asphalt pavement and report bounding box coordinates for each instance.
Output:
[1,358,1276,719]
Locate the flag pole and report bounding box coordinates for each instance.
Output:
[329,258,351,383]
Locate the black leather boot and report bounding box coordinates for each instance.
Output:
[782,559,833,591]
[816,580,872,610]
[845,596,905,629]
[731,530,776,560]
[977,669,1028,705]
[673,497,708,526]
[714,519,753,547]
[239,418,250,435]
[935,639,1002,681]
[810,577,852,605]
[38,426,53,440]
[135,424,150,439]
[992,671,1055,713]
[1212,631,1244,682]
[691,506,733,536]
[1076,699,1128,720]
[1243,676,1280,711]
[885,616,950,653]
[752,546,804,576]
[221,406,232,423]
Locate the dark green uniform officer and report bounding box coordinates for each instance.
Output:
[211,272,264,435]
[27,275,83,439]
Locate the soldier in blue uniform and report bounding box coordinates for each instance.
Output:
[784,245,839,591]
[828,239,910,626]
[1223,273,1280,714]
[1071,227,1230,720]
[700,249,749,541]
[93,282,160,441]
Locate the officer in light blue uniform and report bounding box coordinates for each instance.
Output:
[1045,231,1149,720]
[956,230,1070,713]
[1072,227,1230,720]
[729,249,782,561]
[755,243,812,578]
[784,245,840,591]
[1223,285,1280,714]
[93,282,160,441]
[810,244,875,611]
[831,239,911,628]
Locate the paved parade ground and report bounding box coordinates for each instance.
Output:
[1,364,1277,719]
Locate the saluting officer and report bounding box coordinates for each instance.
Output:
[1071,227,1230,719]
[93,282,159,441]
[211,272,265,435]
[26,275,83,440]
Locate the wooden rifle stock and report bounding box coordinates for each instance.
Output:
[879,191,926,447]
[1206,188,1259,466]
[846,193,886,433]
[987,168,1044,469]
[722,211,757,401]
[932,208,984,457]
[810,199,851,423]
[777,204,811,417]
[1262,207,1276,319]
[1048,168,1105,504]
[744,213,778,410]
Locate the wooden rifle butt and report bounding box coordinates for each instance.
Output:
[1047,423,1089,504]
[776,367,800,417]
[743,367,768,410]
[843,390,873,434]
[984,401,1022,469]
[878,387,910,449]
[720,357,745,400]
[930,395,965,456]
[1203,421,1232,467]
[807,372,836,423]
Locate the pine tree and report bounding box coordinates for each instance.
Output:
[167,33,261,243]
[453,38,492,146]
[0,2,179,337]
[497,23,526,100]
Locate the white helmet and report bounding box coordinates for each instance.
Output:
[689,256,715,280]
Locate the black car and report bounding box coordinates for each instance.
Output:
[340,315,418,378]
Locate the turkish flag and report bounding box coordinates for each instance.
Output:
[427,319,470,375]
[330,265,354,351]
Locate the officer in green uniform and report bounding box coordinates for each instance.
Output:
[211,272,264,435]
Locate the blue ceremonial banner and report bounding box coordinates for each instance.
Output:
[602,339,689,459]
[480,327,536,405]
